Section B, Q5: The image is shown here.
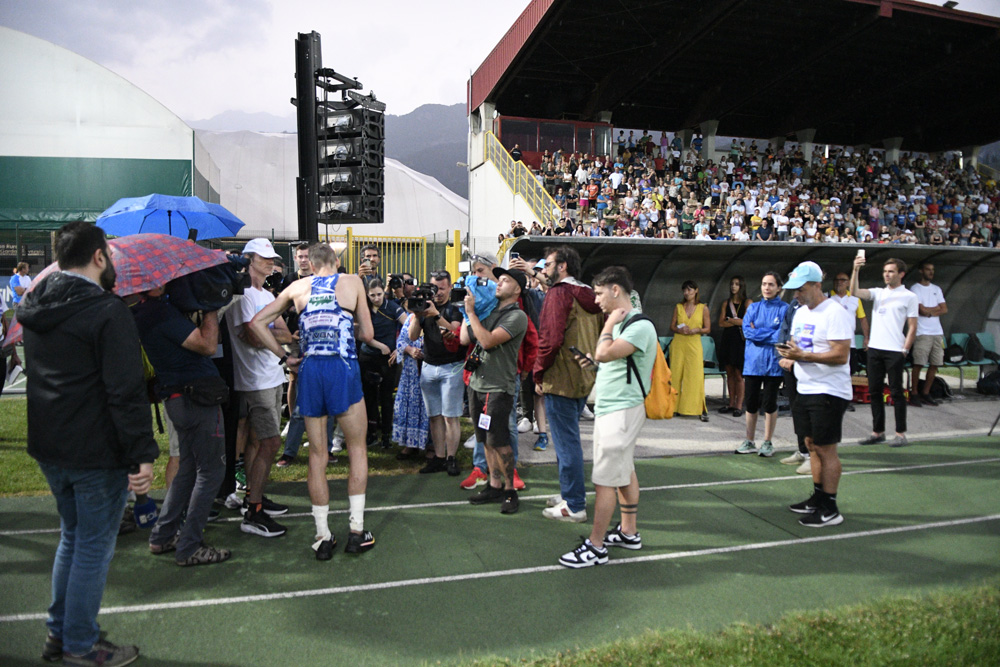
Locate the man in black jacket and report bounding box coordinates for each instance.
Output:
[19,221,158,666]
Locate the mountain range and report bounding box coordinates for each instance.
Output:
[187,103,469,197]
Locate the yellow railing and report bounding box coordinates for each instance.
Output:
[978,162,998,182]
[321,228,427,282]
[484,132,562,227]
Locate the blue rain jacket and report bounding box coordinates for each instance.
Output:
[742,296,789,377]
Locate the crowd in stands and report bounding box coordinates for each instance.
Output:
[503,132,999,247]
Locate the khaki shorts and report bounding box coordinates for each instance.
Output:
[240,385,283,440]
[591,403,645,488]
[164,409,180,457]
[913,334,944,367]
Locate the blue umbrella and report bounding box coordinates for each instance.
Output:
[96,194,245,241]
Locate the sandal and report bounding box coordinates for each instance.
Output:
[176,544,231,567]
[149,533,179,555]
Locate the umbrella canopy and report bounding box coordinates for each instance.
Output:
[2,234,228,348]
[96,194,245,241]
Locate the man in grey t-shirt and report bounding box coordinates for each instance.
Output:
[460,268,528,514]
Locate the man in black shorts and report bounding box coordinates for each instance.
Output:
[777,261,853,528]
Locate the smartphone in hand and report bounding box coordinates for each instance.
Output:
[568,345,594,366]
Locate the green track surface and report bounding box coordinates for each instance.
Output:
[1,438,997,666]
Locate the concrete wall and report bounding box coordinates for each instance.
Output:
[469,159,537,254]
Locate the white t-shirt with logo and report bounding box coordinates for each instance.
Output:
[227,286,286,392]
[867,286,918,352]
[909,282,946,336]
[792,298,854,400]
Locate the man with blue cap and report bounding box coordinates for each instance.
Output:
[777,261,853,528]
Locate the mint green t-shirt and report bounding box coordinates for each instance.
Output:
[594,311,658,417]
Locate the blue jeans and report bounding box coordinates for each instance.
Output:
[545,394,587,513]
[38,463,128,656]
[473,381,520,472]
[282,406,336,458]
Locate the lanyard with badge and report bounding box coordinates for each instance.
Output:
[478,393,492,431]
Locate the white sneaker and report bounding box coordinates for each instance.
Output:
[546,494,564,508]
[6,364,23,385]
[329,437,344,453]
[796,459,812,475]
[542,500,587,523]
[517,417,532,433]
[580,405,594,421]
[224,492,243,510]
[463,434,477,450]
[280,421,290,438]
[533,421,539,434]
[780,451,806,465]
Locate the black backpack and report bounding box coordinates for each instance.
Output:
[928,376,953,400]
[965,334,985,363]
[976,370,1000,396]
[944,342,965,364]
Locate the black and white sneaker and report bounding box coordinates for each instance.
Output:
[344,530,375,554]
[500,490,519,514]
[788,495,819,515]
[558,538,609,569]
[468,485,505,505]
[799,509,844,528]
[240,507,287,537]
[240,496,288,517]
[603,523,642,550]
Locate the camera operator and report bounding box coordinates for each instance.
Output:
[132,290,231,566]
[358,243,381,286]
[386,272,416,308]
[361,279,406,449]
[408,269,467,475]
[460,268,529,514]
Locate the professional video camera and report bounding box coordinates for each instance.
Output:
[406,283,437,312]
[449,276,489,304]
[166,254,253,312]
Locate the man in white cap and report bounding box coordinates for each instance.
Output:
[777,261,853,528]
[228,238,293,537]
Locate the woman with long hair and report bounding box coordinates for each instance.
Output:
[717,276,751,416]
[670,280,711,421]
[735,271,789,458]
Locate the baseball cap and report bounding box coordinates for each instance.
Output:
[492,267,527,293]
[784,261,823,289]
[242,238,281,259]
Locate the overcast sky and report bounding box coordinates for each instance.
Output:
[0,0,531,121]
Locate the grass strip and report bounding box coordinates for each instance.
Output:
[470,580,1000,667]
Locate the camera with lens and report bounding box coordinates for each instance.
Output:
[166,254,252,312]
[407,283,437,312]
[388,273,404,291]
[450,276,489,304]
[464,344,485,372]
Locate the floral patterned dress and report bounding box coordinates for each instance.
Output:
[392,313,429,449]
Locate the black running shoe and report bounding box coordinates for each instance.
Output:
[469,484,505,505]
[446,456,461,477]
[799,509,844,528]
[500,490,519,514]
[240,507,287,538]
[241,496,288,517]
[315,536,336,561]
[788,495,819,514]
[344,530,375,554]
[418,457,447,474]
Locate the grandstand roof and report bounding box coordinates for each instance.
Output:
[469,0,1000,152]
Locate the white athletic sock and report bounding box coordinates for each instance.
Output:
[348,493,365,532]
[311,505,331,551]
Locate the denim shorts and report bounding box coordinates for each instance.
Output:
[419,361,465,418]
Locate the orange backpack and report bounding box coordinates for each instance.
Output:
[620,314,677,419]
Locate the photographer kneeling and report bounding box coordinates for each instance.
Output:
[361,279,406,449]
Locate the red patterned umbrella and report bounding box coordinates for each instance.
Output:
[3,234,228,348]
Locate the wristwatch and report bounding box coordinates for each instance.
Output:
[279,354,289,366]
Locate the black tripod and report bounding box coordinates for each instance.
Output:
[990,406,1000,437]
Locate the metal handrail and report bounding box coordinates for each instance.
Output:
[484,132,561,227]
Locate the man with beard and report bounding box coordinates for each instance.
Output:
[20,221,157,665]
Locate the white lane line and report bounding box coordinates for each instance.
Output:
[2,457,998,537]
[1,513,997,623]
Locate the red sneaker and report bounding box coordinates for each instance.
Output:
[459,466,488,490]
[513,468,525,491]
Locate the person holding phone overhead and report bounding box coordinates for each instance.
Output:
[670,280,710,421]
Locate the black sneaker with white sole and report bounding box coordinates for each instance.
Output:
[603,523,642,550]
[788,494,819,514]
[500,490,519,514]
[468,484,505,505]
[240,507,287,537]
[558,538,609,569]
[240,496,288,517]
[798,509,844,527]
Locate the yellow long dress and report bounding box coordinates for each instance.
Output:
[669,303,707,416]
